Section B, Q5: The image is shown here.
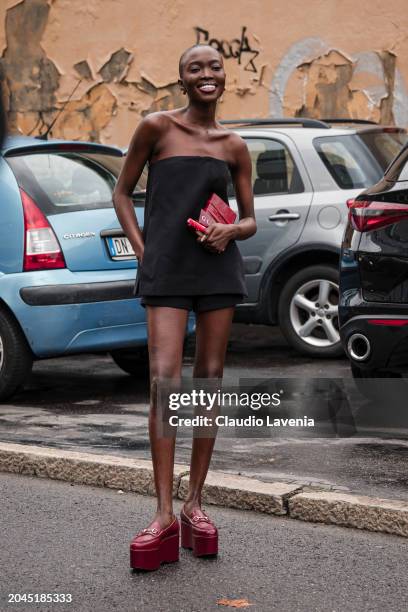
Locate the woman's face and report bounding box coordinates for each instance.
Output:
[179,47,225,104]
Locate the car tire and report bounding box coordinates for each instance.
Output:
[110,346,150,378]
[278,264,343,358]
[0,307,33,401]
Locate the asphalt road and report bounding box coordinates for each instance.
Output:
[1,472,407,612]
[0,324,407,500]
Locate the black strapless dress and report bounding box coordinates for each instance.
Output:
[134,155,247,297]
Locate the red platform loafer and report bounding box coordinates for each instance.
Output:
[180,507,218,557]
[130,517,179,570]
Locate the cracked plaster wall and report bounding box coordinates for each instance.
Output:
[1,0,408,146]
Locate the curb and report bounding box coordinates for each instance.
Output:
[0,442,407,538]
[0,442,188,497]
[289,491,408,538]
[178,472,301,515]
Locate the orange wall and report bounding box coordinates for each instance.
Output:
[1,0,408,146]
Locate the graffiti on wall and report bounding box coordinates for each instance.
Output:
[1,1,408,143]
[194,27,260,73]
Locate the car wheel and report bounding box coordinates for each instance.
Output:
[0,307,33,401]
[110,346,150,378]
[278,264,343,358]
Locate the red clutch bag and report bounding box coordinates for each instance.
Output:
[187,193,236,233]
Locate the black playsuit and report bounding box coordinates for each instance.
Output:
[134,155,247,312]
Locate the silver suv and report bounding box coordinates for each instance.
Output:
[222,118,407,358]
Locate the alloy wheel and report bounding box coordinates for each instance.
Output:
[289,279,339,348]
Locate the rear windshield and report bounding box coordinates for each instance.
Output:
[313,131,408,189]
[6,151,148,215]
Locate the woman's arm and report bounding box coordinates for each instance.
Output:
[202,135,256,253]
[112,114,162,261]
[228,134,257,240]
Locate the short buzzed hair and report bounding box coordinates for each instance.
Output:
[178,44,222,78]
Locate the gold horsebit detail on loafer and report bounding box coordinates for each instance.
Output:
[191,515,212,523]
[138,527,160,536]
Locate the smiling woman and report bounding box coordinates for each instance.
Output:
[112,43,256,572]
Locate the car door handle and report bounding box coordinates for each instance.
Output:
[268,212,300,221]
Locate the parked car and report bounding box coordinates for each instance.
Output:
[0,136,193,401]
[339,142,408,394]
[219,118,407,357]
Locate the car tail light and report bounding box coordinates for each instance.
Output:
[368,319,408,326]
[381,127,405,133]
[20,188,66,271]
[347,198,408,232]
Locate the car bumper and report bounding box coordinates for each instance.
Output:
[340,313,408,371]
[1,269,195,358]
[19,279,136,306]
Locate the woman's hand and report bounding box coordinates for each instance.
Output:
[196,223,236,254]
[136,248,144,266]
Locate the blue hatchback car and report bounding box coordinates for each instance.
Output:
[0,136,194,400]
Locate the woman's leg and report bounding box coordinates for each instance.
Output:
[146,305,189,528]
[183,306,235,515]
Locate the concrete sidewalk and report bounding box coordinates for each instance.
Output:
[1,442,407,538]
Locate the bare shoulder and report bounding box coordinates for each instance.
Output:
[230,131,248,154]
[126,112,172,162]
[138,111,171,135]
[222,129,249,168]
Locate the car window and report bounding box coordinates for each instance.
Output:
[314,134,390,189]
[227,138,304,198]
[82,152,148,193]
[6,151,147,215]
[313,131,407,189]
[358,131,407,174]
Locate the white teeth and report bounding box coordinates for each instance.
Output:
[199,84,216,91]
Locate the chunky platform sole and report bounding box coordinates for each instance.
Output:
[181,519,218,557]
[130,533,179,570]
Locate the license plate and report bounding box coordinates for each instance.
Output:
[106,236,136,260]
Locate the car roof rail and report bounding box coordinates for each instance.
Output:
[219,117,331,129]
[320,118,378,125]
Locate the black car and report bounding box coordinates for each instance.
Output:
[339,143,408,391]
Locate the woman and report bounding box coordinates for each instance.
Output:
[113,43,256,571]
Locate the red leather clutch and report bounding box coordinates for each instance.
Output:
[194,193,237,227]
[203,193,237,225]
[187,193,236,234]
